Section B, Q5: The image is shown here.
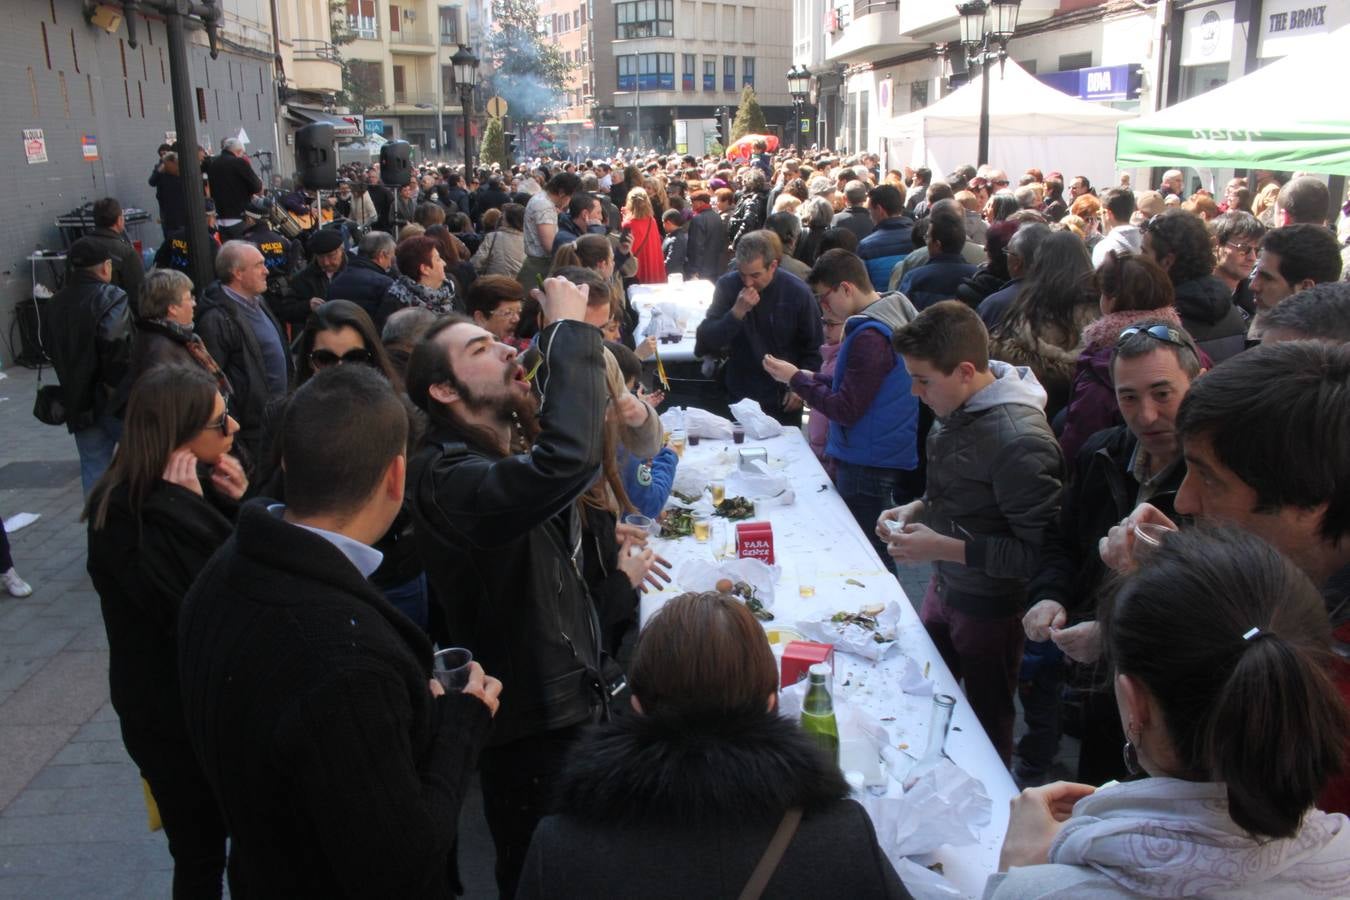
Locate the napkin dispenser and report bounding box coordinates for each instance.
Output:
[738,448,768,472]
[780,640,834,688]
[735,521,774,564]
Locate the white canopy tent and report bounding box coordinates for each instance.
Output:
[882,60,1133,191]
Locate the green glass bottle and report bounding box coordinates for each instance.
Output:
[800,663,839,765]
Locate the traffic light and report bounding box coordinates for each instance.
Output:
[712,111,724,146]
[503,132,517,161]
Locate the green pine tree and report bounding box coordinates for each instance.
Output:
[730,85,767,142]
[481,116,509,169]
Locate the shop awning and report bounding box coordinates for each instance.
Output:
[287,107,363,139]
[1116,25,1350,175]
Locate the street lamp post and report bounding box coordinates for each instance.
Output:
[451,44,480,174]
[956,0,1021,167]
[786,64,811,152]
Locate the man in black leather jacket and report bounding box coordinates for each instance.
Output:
[405,278,610,900]
[43,238,133,495]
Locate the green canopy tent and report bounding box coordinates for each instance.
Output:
[1116,24,1350,176]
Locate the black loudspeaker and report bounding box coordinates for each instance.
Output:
[380,140,412,186]
[295,123,337,190]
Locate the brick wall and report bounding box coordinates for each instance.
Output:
[0,0,279,365]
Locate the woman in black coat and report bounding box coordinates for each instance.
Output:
[85,365,248,899]
[129,268,232,397]
[518,591,912,900]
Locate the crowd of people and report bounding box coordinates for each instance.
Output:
[13,132,1350,898]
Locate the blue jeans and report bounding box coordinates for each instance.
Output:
[833,460,923,565]
[73,414,122,497]
[382,572,429,633]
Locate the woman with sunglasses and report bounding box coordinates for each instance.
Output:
[84,366,245,898]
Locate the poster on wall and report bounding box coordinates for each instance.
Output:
[81,134,99,161]
[23,129,47,164]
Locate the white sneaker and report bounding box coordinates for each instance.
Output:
[2,568,32,598]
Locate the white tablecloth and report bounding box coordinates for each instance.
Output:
[629,280,717,363]
[638,426,1016,898]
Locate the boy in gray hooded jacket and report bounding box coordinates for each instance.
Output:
[879,300,1063,764]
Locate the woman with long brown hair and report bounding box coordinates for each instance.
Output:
[85,366,246,898]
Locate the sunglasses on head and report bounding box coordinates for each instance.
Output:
[1118,324,1189,348]
[310,348,375,369]
[1138,214,1166,233]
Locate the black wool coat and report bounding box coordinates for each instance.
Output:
[178,502,492,898]
[517,710,913,900]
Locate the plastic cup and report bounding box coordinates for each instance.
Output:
[670,429,687,458]
[797,558,817,598]
[710,479,726,505]
[433,647,474,691]
[732,425,745,445]
[668,272,684,284]
[687,432,701,447]
[692,513,711,542]
[1132,522,1174,561]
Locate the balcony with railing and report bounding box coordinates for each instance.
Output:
[391,90,439,108]
[389,28,437,52]
[292,39,343,93]
[824,0,907,64]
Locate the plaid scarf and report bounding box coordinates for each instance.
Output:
[148,318,234,400]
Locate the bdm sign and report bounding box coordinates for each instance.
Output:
[1038,64,1144,103]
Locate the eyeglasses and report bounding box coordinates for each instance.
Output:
[206,411,231,435]
[491,307,523,320]
[1118,324,1190,349]
[310,348,375,369]
[1224,241,1259,256]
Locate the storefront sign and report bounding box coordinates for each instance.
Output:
[23,128,47,164]
[1180,2,1234,67]
[1259,0,1337,58]
[81,134,99,161]
[1038,64,1143,102]
[364,118,384,136]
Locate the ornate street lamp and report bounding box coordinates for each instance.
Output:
[956,0,1021,166]
[787,64,811,151]
[451,44,480,173]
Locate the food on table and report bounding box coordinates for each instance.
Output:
[715,578,773,621]
[860,602,885,617]
[829,609,896,644]
[659,508,695,538]
[713,496,754,520]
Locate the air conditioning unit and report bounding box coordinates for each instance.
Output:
[403,9,416,20]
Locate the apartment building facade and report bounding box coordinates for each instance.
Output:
[338,0,485,160]
[593,0,796,152]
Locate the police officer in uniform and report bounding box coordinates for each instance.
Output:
[153,199,221,278]
[238,197,306,326]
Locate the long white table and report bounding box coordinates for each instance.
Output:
[629,280,716,363]
[638,426,1016,899]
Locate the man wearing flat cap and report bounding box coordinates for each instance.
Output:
[291,229,349,318]
[43,238,134,495]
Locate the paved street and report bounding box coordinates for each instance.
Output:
[0,363,498,898]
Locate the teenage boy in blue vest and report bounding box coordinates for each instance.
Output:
[877,301,1063,764]
[763,249,922,564]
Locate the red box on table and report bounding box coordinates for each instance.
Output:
[736,522,775,564]
[780,640,834,688]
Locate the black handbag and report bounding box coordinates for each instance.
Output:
[32,365,66,427]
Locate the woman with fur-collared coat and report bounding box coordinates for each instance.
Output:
[517,592,912,900]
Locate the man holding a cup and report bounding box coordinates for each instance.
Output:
[179,366,501,896]
[1019,321,1202,787]
[405,276,624,899]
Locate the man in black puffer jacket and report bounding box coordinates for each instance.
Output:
[405,279,614,900]
[42,238,133,495]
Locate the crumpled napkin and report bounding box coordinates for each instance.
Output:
[793,601,903,662]
[729,398,783,439]
[642,303,684,340]
[899,656,934,697]
[862,759,992,857]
